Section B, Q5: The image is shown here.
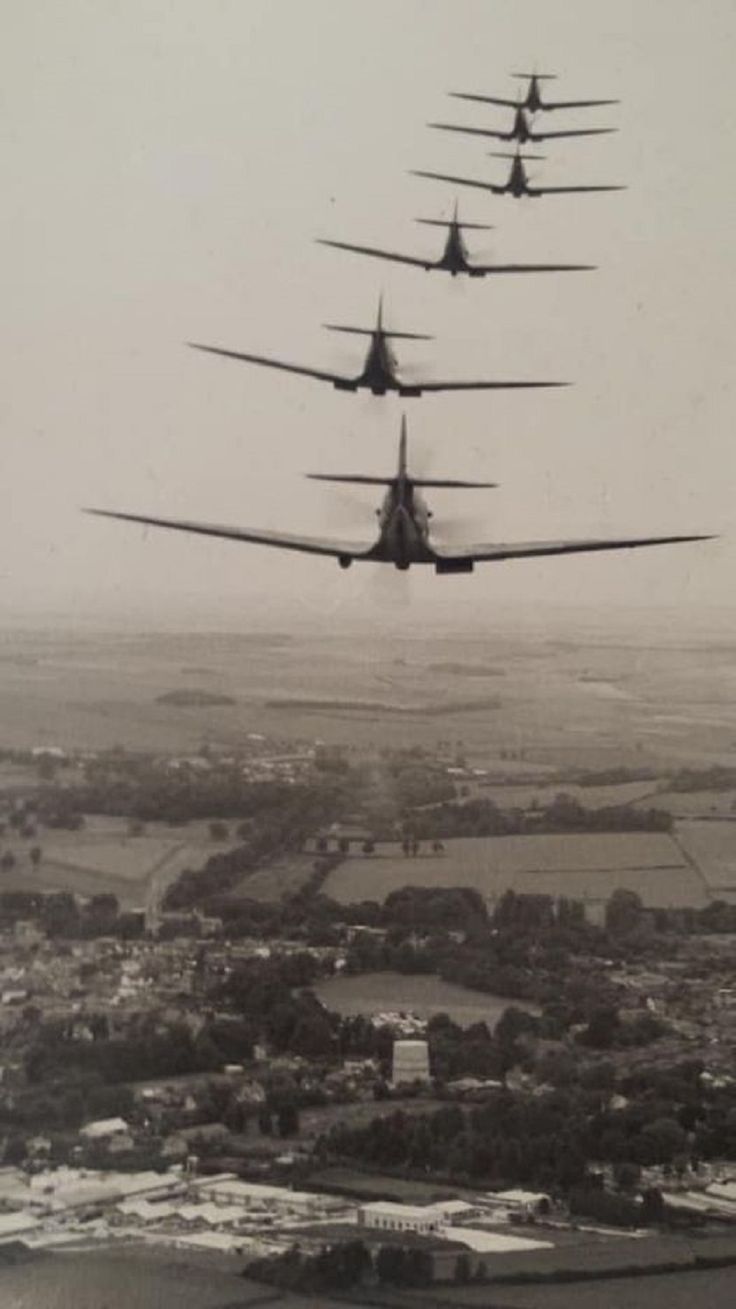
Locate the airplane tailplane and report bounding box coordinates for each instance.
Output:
[306,474,392,486]
[323,323,433,341]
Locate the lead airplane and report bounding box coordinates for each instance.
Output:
[317,206,594,278]
[429,105,616,145]
[188,299,566,396]
[450,73,618,115]
[412,148,624,199]
[85,418,712,576]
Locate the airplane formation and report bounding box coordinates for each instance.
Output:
[89,70,713,576]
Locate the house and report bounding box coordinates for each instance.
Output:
[79,1117,131,1141]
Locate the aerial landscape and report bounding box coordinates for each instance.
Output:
[2,1,736,1308]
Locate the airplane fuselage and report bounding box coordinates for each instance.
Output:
[340,331,423,396]
[504,156,535,197]
[435,222,474,276]
[371,480,434,568]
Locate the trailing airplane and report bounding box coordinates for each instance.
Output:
[450,72,618,115]
[429,105,616,145]
[188,299,566,396]
[85,418,713,576]
[412,148,624,199]
[317,205,594,279]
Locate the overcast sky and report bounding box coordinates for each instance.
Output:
[3,0,735,632]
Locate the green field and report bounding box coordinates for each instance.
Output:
[316,971,537,1028]
[0,815,237,908]
[323,833,706,909]
[491,1267,736,1309]
[675,820,736,892]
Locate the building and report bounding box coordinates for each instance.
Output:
[79,1117,131,1142]
[391,1038,430,1085]
[360,1201,442,1236]
[482,1188,551,1218]
[360,1198,480,1236]
[196,1178,344,1218]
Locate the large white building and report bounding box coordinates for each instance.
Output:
[196,1178,345,1219]
[391,1038,430,1085]
[360,1198,477,1235]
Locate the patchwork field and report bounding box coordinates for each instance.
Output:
[0,815,236,908]
[315,971,538,1029]
[1,623,736,770]
[323,832,708,909]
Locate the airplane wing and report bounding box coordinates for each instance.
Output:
[317,238,431,270]
[84,509,375,561]
[544,97,619,110]
[528,184,625,195]
[429,122,511,141]
[469,262,595,275]
[411,169,504,195]
[188,342,349,386]
[434,533,714,565]
[404,380,567,395]
[532,127,616,140]
[449,91,519,108]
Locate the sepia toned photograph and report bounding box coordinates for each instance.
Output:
[1,2,735,1305]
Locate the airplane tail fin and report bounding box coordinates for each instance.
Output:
[398,415,408,481]
[512,71,557,79]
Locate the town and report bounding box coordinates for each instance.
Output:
[2,731,736,1292]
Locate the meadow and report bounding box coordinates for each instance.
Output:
[323,832,706,909]
[675,820,736,892]
[1,816,235,908]
[315,971,538,1028]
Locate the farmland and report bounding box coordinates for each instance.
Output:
[1,621,736,770]
[315,971,538,1029]
[490,1267,736,1309]
[675,820,736,894]
[323,832,707,910]
[0,815,238,908]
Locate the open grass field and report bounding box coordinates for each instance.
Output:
[315,971,538,1028]
[675,820,736,891]
[323,833,707,909]
[638,789,736,818]
[468,780,662,810]
[491,1266,736,1309]
[0,816,237,908]
[231,852,317,902]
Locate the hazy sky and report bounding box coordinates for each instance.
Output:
[3,0,735,631]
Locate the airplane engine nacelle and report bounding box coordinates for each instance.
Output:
[338,555,353,570]
[435,557,474,574]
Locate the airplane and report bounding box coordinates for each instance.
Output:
[85,418,713,576]
[412,149,625,199]
[317,204,595,279]
[429,105,616,145]
[188,299,567,396]
[449,72,619,115]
